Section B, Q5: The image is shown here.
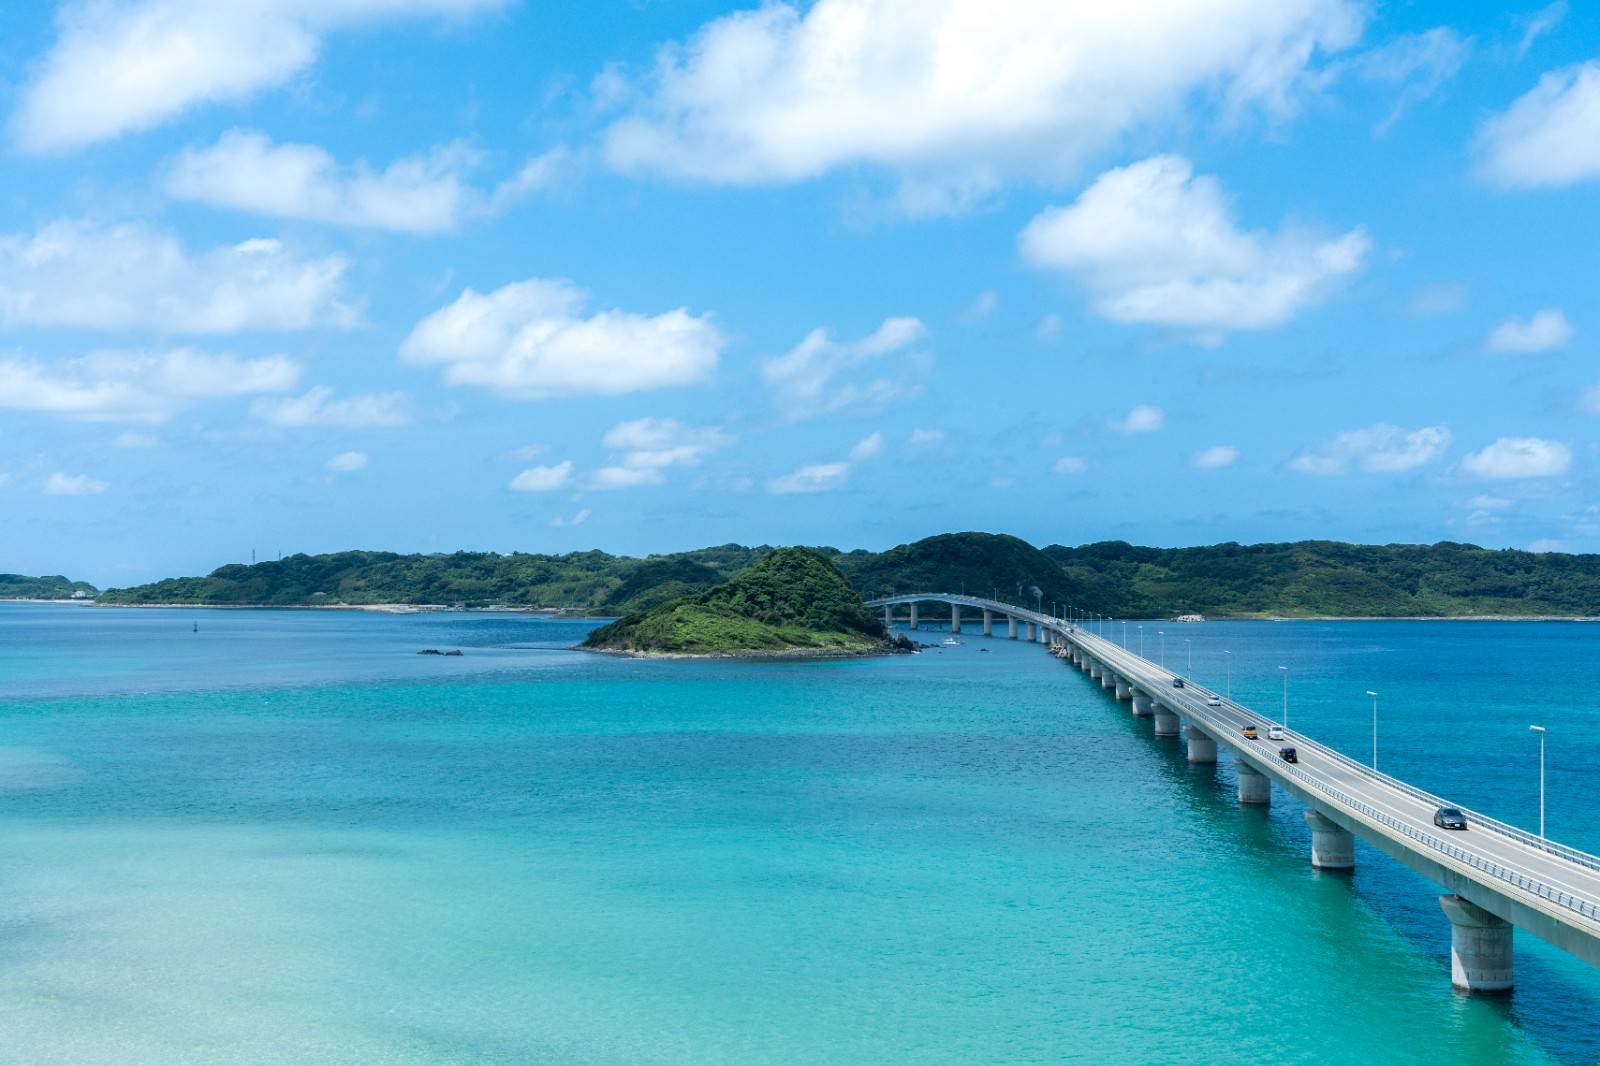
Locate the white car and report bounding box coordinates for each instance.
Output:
[1205,696,1222,707]
[1267,726,1285,741]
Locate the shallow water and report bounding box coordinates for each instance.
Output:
[0,604,1596,1063]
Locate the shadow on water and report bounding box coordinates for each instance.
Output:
[1057,652,1600,1065]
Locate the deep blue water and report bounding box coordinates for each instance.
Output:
[0,603,1597,1064]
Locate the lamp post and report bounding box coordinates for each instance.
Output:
[1122,620,1128,648]
[1138,625,1144,658]
[1279,666,1289,730]
[1530,725,1547,847]
[1184,638,1191,678]
[1223,650,1232,699]
[1159,630,1166,668]
[1366,690,1378,770]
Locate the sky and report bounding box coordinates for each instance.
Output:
[2,0,1600,586]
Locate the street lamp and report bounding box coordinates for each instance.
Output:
[1530,725,1547,847]
[1122,620,1128,648]
[1159,630,1166,668]
[1223,650,1232,699]
[1184,638,1191,678]
[1366,691,1378,770]
[1279,666,1289,730]
[1138,625,1145,658]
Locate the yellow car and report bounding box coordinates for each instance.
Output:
[1241,725,1259,740]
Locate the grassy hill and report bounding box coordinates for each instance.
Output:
[0,574,98,600]
[833,532,1074,609]
[582,547,889,656]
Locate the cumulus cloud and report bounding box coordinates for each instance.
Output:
[849,431,884,461]
[602,0,1363,209]
[12,0,505,154]
[1461,437,1570,479]
[166,131,565,233]
[1053,456,1087,475]
[1108,405,1164,435]
[1191,444,1239,469]
[763,317,926,420]
[1517,1,1566,58]
[1476,61,1600,188]
[401,278,724,399]
[251,386,411,428]
[588,417,729,490]
[1290,423,1451,475]
[0,220,354,333]
[1021,155,1370,334]
[1486,308,1573,353]
[768,461,850,494]
[0,348,298,423]
[44,472,108,496]
[509,460,572,492]
[326,450,368,473]
[548,507,591,528]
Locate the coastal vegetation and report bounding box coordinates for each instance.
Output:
[0,574,98,600]
[581,547,890,656]
[91,533,1600,619]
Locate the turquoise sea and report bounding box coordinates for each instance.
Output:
[1,603,1598,1064]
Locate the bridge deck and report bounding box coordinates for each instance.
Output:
[868,594,1600,966]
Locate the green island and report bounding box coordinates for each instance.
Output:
[581,547,898,657]
[0,573,99,600]
[73,531,1600,619]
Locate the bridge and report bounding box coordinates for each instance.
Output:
[866,593,1600,994]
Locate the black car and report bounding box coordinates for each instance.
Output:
[1278,746,1298,764]
[1171,678,1185,688]
[1433,806,1468,831]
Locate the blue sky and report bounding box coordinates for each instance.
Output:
[3,0,1600,586]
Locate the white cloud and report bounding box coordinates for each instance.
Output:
[1409,281,1468,316]
[1579,386,1600,416]
[401,278,724,399]
[1319,28,1469,135]
[1290,423,1451,475]
[1486,308,1572,353]
[44,471,108,496]
[768,461,850,494]
[0,348,298,423]
[548,507,591,528]
[762,317,926,420]
[1461,436,1570,479]
[509,460,573,492]
[1108,405,1165,435]
[113,431,159,448]
[1476,61,1600,188]
[166,131,564,233]
[1021,155,1370,334]
[505,443,550,462]
[251,386,411,428]
[1527,538,1566,554]
[849,431,884,461]
[908,428,944,446]
[602,0,1363,209]
[1517,2,1567,58]
[1191,444,1239,469]
[1053,456,1087,475]
[12,0,505,154]
[959,290,999,323]
[587,418,729,490]
[1467,494,1512,510]
[326,450,368,473]
[0,220,354,333]
[1037,313,1063,340]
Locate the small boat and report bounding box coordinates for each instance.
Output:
[941,637,962,647]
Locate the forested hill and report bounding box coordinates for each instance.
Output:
[0,574,98,600]
[93,534,1600,618]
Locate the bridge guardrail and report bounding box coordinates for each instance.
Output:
[1064,625,1600,922]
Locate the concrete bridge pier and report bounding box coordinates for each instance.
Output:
[1007,616,1017,639]
[909,604,919,630]
[1099,669,1116,691]
[951,604,961,634]
[982,610,992,637]
[1236,760,1271,806]
[1439,895,1513,993]
[1130,693,1153,718]
[1185,723,1217,764]
[883,606,893,630]
[1304,811,1355,870]
[1114,679,1132,701]
[1152,703,1180,736]
[1038,625,1048,644]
